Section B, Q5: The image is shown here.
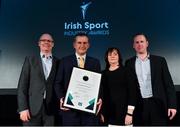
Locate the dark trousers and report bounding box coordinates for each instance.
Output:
[134,97,168,126]
[60,110,99,126]
[23,100,54,126]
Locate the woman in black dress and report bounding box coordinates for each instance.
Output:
[101,47,136,126]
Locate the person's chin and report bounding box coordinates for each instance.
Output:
[79,51,86,55]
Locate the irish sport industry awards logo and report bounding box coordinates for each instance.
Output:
[63,0,110,36]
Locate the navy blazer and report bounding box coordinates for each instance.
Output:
[125,55,177,111]
[54,54,101,99]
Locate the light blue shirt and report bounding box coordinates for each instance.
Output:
[135,54,153,98]
[40,53,53,99]
[40,53,53,80]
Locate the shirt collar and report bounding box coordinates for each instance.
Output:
[40,52,52,59]
[136,53,150,61]
[75,52,86,60]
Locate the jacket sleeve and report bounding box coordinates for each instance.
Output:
[17,57,30,112]
[95,59,101,73]
[100,71,109,122]
[54,59,66,99]
[161,57,177,109]
[125,66,137,107]
[96,60,102,99]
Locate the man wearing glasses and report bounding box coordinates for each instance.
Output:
[17,33,59,126]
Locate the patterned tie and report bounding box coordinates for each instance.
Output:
[79,56,84,68]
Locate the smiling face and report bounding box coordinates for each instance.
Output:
[38,33,54,54]
[133,34,148,54]
[73,36,90,56]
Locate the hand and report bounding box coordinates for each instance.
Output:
[20,110,31,122]
[96,98,102,115]
[60,97,70,111]
[100,114,105,123]
[168,108,177,120]
[125,114,133,125]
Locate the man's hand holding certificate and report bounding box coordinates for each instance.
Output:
[63,67,101,114]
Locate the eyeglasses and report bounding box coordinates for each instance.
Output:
[39,39,53,43]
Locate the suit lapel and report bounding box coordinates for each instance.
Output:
[150,55,155,87]
[37,56,46,82]
[84,56,90,69]
[132,56,136,74]
[131,56,141,89]
[72,54,78,67]
[46,56,57,82]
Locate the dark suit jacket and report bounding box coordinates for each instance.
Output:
[17,55,59,116]
[125,55,177,111]
[54,54,101,101]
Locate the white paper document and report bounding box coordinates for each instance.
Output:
[64,67,101,114]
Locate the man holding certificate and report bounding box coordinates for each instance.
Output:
[54,32,102,126]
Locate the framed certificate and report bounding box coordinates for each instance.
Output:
[63,67,101,114]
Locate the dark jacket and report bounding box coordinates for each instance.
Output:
[17,55,59,116]
[125,55,177,111]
